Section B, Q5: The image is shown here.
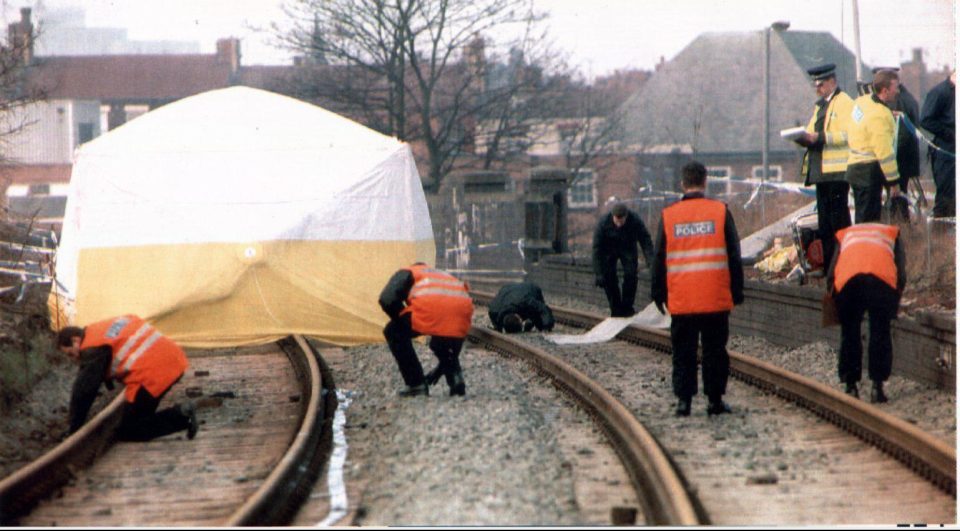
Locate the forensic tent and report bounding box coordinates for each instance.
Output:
[50,86,435,347]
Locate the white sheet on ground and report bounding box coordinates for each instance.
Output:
[545,302,670,345]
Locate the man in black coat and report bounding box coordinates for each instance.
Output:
[488,281,555,333]
[592,202,654,317]
[920,71,956,218]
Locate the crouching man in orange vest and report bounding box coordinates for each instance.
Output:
[651,161,744,417]
[57,315,198,441]
[826,223,905,403]
[379,263,474,397]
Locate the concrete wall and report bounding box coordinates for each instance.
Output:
[518,254,955,391]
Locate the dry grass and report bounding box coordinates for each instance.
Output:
[899,221,956,312]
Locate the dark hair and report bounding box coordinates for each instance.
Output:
[502,313,523,334]
[681,161,707,189]
[611,203,628,218]
[57,326,84,348]
[872,70,899,94]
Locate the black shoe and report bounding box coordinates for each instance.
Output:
[844,382,859,399]
[870,381,888,403]
[674,398,691,417]
[398,384,429,397]
[449,371,465,397]
[181,402,198,440]
[706,399,731,416]
[424,366,443,386]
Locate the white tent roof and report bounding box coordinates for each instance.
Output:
[52,86,435,346]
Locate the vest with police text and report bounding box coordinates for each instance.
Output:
[81,315,189,403]
[663,198,733,315]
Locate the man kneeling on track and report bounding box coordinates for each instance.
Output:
[379,262,474,397]
[826,222,906,403]
[488,281,555,334]
[57,315,198,441]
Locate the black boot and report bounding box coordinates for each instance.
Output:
[398,383,429,397]
[844,382,859,399]
[870,381,888,403]
[706,396,731,415]
[180,401,198,440]
[446,370,465,396]
[424,365,443,386]
[674,397,691,417]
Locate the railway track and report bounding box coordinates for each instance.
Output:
[2,298,954,525]
[0,336,335,526]
[471,290,956,525]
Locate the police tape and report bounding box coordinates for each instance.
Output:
[900,114,955,159]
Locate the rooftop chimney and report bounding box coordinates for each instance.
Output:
[216,38,241,75]
[7,7,34,65]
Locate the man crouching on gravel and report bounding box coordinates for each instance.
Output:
[57,315,198,441]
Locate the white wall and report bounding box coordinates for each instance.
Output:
[0,99,102,164]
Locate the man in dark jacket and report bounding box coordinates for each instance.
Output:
[592,202,654,317]
[488,281,555,333]
[651,161,744,417]
[920,71,956,218]
[57,316,198,441]
[379,263,474,397]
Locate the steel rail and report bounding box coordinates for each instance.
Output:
[472,290,956,496]
[468,325,704,526]
[0,335,335,525]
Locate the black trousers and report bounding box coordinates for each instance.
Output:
[931,150,956,218]
[600,252,638,316]
[835,275,899,385]
[815,181,851,267]
[117,383,191,442]
[384,313,464,387]
[852,179,884,223]
[671,312,730,401]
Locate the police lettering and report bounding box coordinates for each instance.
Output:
[105,317,131,339]
[674,221,716,237]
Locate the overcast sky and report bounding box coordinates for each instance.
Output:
[4,0,956,77]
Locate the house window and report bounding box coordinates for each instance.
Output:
[707,166,732,179]
[28,184,50,196]
[567,169,597,209]
[78,122,95,145]
[751,165,782,181]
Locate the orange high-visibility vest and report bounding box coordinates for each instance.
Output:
[401,265,474,338]
[81,315,189,403]
[833,223,899,292]
[663,198,733,315]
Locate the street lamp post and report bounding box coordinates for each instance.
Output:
[762,20,790,227]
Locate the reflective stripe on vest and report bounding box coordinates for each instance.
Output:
[110,322,159,378]
[803,92,853,176]
[404,265,474,337]
[663,198,733,315]
[833,223,899,292]
[81,315,188,403]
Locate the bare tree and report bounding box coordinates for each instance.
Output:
[0,5,47,164]
[274,0,553,191]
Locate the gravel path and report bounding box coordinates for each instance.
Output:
[546,295,956,448]
[319,341,639,526]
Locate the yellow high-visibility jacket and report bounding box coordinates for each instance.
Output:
[847,93,900,184]
[801,90,855,180]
